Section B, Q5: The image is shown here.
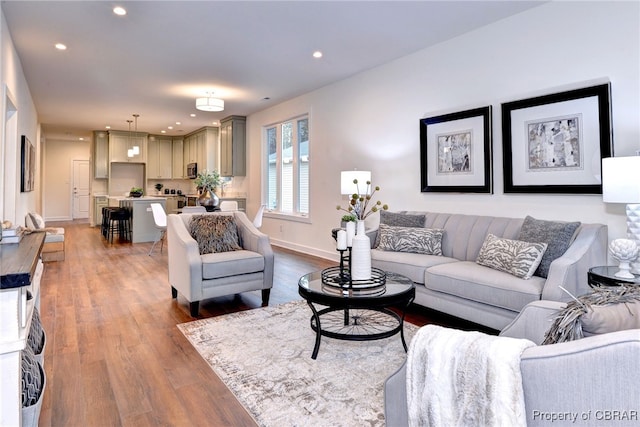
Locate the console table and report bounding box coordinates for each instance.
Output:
[0,233,45,426]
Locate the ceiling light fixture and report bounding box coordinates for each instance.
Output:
[55,43,67,50]
[113,6,126,16]
[313,50,323,58]
[196,92,224,112]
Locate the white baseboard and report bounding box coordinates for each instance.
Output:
[270,238,339,263]
[45,216,72,222]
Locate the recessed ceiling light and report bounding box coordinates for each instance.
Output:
[105,125,111,129]
[55,43,67,50]
[113,6,126,16]
[161,130,166,134]
[79,137,84,141]
[176,121,181,125]
[312,50,323,59]
[168,126,173,130]
[190,113,196,117]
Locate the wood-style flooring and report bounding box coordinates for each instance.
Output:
[37,220,492,427]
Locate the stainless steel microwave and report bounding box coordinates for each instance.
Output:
[187,163,197,179]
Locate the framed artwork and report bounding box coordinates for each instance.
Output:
[502,83,612,194]
[21,135,35,192]
[420,106,492,193]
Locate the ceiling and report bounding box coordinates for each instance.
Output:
[1,1,544,141]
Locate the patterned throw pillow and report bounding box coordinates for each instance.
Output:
[189,215,242,255]
[374,211,426,248]
[476,234,547,279]
[518,216,580,278]
[377,224,444,255]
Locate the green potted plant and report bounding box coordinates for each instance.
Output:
[129,187,144,198]
[154,183,163,195]
[194,169,221,209]
[341,213,357,228]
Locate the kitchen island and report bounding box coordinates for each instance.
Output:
[108,196,166,243]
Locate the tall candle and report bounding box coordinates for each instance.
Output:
[336,230,347,250]
[346,221,356,247]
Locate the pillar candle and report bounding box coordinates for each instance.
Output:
[336,230,347,250]
[346,221,356,247]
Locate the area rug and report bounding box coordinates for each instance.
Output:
[177,300,418,427]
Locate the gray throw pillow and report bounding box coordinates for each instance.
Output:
[518,216,581,278]
[581,300,640,335]
[476,234,547,280]
[374,211,426,248]
[189,215,242,255]
[377,224,444,255]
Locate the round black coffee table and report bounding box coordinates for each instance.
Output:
[298,270,415,359]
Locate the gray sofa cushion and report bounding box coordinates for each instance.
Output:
[425,261,546,312]
[371,249,457,284]
[476,234,547,279]
[518,216,580,278]
[377,224,444,255]
[201,250,265,280]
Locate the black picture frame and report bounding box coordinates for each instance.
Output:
[21,135,35,192]
[420,106,492,193]
[502,83,612,194]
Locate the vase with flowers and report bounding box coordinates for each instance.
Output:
[194,169,221,210]
[336,179,388,280]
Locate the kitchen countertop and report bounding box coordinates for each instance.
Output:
[108,196,166,202]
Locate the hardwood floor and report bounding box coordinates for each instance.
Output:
[38,220,492,427]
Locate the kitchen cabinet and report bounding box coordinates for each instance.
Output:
[93,131,109,179]
[94,195,108,227]
[0,233,45,427]
[183,127,218,173]
[220,115,246,176]
[109,130,147,163]
[114,197,166,243]
[147,135,173,179]
[172,138,184,179]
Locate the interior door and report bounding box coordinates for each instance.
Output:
[73,160,90,219]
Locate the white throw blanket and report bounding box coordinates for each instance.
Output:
[406,325,535,427]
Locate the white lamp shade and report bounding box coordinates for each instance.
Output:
[602,157,640,203]
[341,170,371,195]
[196,97,224,112]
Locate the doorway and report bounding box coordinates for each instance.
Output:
[72,159,90,219]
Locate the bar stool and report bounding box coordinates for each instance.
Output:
[106,208,131,243]
[101,207,119,238]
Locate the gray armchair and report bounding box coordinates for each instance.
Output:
[385,300,640,426]
[167,211,274,317]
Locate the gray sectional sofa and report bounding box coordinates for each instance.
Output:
[370,211,608,330]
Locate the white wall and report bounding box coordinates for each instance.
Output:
[42,138,90,220]
[0,10,40,226]
[247,1,640,260]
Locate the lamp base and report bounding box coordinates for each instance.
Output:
[627,204,640,274]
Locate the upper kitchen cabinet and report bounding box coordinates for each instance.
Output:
[109,130,147,163]
[93,131,109,179]
[147,135,173,179]
[183,127,219,173]
[220,115,246,176]
[172,137,184,179]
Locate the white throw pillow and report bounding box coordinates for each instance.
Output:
[476,233,547,279]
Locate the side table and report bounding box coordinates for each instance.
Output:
[588,266,640,288]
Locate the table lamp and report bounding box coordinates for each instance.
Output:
[341,170,371,195]
[602,156,640,273]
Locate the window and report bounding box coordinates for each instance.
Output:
[265,115,309,216]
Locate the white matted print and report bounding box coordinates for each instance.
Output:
[420,106,492,193]
[502,83,612,194]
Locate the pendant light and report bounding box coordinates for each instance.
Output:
[126,119,134,158]
[131,114,140,155]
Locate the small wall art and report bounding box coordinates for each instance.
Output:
[502,83,612,194]
[21,135,35,192]
[420,106,492,193]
